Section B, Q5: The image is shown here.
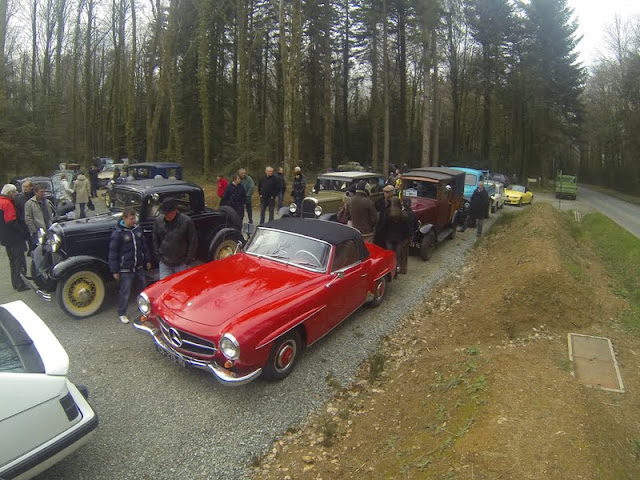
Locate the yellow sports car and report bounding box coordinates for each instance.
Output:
[504,184,533,206]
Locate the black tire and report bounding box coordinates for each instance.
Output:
[210,233,244,261]
[448,223,457,240]
[529,195,533,205]
[367,275,387,308]
[262,329,302,381]
[491,203,496,213]
[518,198,523,207]
[55,270,105,318]
[218,205,242,230]
[419,232,436,261]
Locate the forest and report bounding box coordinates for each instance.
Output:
[0,0,638,194]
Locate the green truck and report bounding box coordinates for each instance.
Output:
[555,173,577,200]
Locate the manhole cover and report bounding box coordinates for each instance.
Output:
[568,334,625,393]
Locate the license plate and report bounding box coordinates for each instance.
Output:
[156,345,188,369]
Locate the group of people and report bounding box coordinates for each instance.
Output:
[216,166,306,225]
[108,196,197,324]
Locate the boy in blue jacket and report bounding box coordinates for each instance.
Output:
[108,207,151,323]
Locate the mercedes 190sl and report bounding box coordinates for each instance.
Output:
[133,218,397,386]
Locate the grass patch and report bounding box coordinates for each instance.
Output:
[580,213,640,335]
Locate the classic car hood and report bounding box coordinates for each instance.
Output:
[504,189,524,198]
[160,253,322,328]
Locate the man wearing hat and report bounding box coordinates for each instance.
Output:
[0,184,29,291]
[346,180,378,242]
[152,197,198,279]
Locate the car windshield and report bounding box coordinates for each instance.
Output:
[464,173,478,186]
[112,190,142,211]
[508,185,526,193]
[316,178,353,192]
[245,228,331,272]
[403,180,438,200]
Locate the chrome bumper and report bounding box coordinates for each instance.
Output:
[133,318,262,386]
[19,273,52,301]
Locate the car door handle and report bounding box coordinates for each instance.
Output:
[361,273,368,277]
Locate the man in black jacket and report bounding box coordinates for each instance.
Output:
[275,167,286,209]
[460,181,489,237]
[258,166,279,224]
[291,166,306,210]
[221,174,247,218]
[108,207,151,323]
[152,197,198,279]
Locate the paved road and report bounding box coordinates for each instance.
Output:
[1,207,502,479]
[535,186,640,238]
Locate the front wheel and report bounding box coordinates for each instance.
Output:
[55,270,106,318]
[419,232,436,261]
[210,233,244,261]
[367,276,387,308]
[518,198,523,207]
[262,329,303,381]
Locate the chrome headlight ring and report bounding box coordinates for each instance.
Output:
[314,205,323,217]
[137,292,151,315]
[219,333,240,360]
[50,233,62,252]
[289,203,297,214]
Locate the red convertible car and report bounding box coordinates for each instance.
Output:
[133,218,397,385]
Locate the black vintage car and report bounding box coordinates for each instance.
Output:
[23,179,245,318]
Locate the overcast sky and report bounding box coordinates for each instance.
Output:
[568,0,640,65]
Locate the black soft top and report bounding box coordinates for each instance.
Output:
[262,218,370,259]
[115,179,200,193]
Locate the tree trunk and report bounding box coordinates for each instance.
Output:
[197,0,212,178]
[322,2,332,171]
[382,0,389,176]
[126,0,136,162]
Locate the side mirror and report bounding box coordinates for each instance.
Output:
[445,184,452,191]
[335,271,345,279]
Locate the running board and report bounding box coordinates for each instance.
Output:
[437,228,454,243]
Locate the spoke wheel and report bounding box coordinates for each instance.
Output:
[263,330,302,381]
[56,270,105,318]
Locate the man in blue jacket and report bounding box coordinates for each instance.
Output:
[109,207,151,323]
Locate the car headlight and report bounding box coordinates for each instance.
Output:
[464,202,470,209]
[137,292,151,315]
[289,203,297,214]
[219,333,240,360]
[314,205,322,217]
[37,228,47,245]
[51,233,62,252]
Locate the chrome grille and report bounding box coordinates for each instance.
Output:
[157,316,216,357]
[301,198,317,218]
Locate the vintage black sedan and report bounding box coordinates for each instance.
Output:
[22,179,245,318]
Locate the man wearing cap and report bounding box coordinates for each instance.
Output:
[346,180,378,242]
[152,197,198,279]
[291,166,306,210]
[0,184,29,291]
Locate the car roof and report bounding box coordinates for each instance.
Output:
[318,171,382,180]
[262,218,363,246]
[114,179,200,193]
[403,167,464,181]
[449,166,485,176]
[127,162,182,168]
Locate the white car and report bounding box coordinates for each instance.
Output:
[488,181,505,212]
[0,301,98,479]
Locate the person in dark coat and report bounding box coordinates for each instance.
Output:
[346,181,378,242]
[15,179,34,219]
[258,166,280,224]
[0,184,29,291]
[291,166,306,210]
[374,184,395,247]
[221,174,247,218]
[275,167,286,209]
[89,164,99,197]
[108,207,151,323]
[460,181,490,237]
[152,197,198,279]
[399,198,418,274]
[379,196,411,274]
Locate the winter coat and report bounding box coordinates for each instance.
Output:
[292,175,306,202]
[379,210,411,245]
[24,195,55,234]
[217,177,228,198]
[221,182,247,217]
[152,212,198,267]
[240,175,255,199]
[108,220,150,273]
[275,172,286,194]
[258,174,280,200]
[469,187,490,219]
[346,193,378,235]
[73,174,91,204]
[61,178,74,202]
[0,195,27,248]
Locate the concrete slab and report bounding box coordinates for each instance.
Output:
[568,334,625,393]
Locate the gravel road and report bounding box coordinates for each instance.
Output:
[1,206,505,480]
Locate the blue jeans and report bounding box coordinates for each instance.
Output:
[159,261,188,280]
[278,191,284,209]
[79,202,86,218]
[117,269,147,316]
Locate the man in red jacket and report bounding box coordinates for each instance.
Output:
[0,184,29,291]
[217,173,228,207]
